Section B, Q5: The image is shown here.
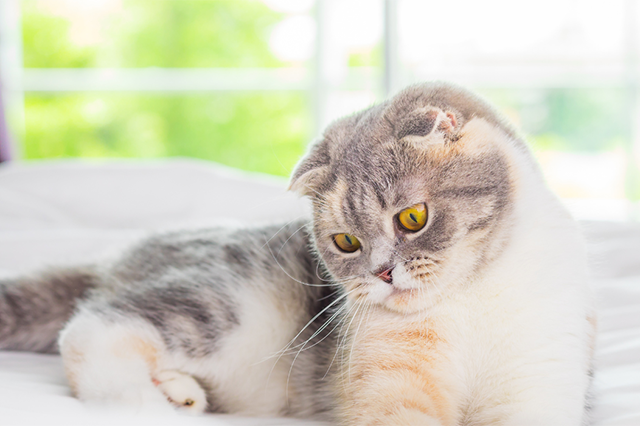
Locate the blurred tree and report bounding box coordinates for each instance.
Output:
[538,89,626,152]
[22,1,96,67]
[480,88,627,153]
[21,0,627,179]
[21,0,309,176]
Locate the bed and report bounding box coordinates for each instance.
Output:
[0,159,638,425]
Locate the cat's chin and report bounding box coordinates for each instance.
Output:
[373,288,432,315]
[360,280,434,314]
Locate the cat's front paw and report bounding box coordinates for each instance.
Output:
[154,370,207,414]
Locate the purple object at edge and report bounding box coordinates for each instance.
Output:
[0,79,12,163]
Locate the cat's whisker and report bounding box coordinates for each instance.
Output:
[264,241,337,287]
[321,299,361,380]
[269,224,363,287]
[317,287,344,302]
[347,299,372,384]
[273,299,349,360]
[312,243,365,287]
[314,240,337,282]
[338,300,366,387]
[328,300,362,384]
[260,215,307,250]
[263,287,357,393]
[277,287,356,356]
[321,301,360,380]
[275,222,308,256]
[286,302,350,356]
[285,301,353,395]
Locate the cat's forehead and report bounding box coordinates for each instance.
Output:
[330,142,510,203]
[290,82,526,207]
[322,117,515,233]
[322,82,522,155]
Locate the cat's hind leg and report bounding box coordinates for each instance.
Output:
[58,311,206,414]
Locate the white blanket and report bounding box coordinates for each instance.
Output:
[0,160,638,425]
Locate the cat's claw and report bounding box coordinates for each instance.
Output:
[154,370,207,414]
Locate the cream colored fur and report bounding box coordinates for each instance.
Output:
[334,118,595,425]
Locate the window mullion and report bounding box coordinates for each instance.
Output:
[383,0,399,98]
[0,0,24,160]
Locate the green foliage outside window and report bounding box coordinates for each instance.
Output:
[24,93,308,176]
[20,0,632,186]
[21,0,308,177]
[479,88,628,153]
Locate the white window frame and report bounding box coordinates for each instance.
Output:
[1,0,638,219]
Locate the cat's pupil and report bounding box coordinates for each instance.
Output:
[409,213,417,223]
[345,235,352,245]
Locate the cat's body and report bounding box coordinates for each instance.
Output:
[1,221,337,417]
[0,83,595,425]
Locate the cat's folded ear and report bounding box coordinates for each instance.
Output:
[288,141,330,197]
[396,108,458,141]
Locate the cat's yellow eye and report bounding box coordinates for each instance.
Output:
[333,233,361,253]
[397,203,428,232]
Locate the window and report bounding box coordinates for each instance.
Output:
[1,0,638,220]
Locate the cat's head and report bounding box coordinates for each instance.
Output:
[290,82,528,314]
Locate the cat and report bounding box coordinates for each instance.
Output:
[0,82,595,425]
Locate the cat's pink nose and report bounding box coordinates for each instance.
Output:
[375,265,394,284]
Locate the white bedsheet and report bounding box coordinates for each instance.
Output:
[0,160,638,425]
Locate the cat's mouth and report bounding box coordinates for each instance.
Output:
[375,265,419,299]
[372,261,440,310]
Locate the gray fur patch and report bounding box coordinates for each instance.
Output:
[0,268,98,353]
[397,108,439,139]
[290,81,518,310]
[111,285,237,356]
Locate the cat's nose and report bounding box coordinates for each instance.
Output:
[374,265,395,284]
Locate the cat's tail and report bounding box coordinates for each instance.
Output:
[0,267,99,353]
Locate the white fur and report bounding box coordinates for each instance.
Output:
[454,119,593,424]
[59,284,311,417]
[58,312,176,415]
[175,286,305,416]
[345,118,594,425]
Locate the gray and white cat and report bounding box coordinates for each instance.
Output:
[0,82,595,425]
